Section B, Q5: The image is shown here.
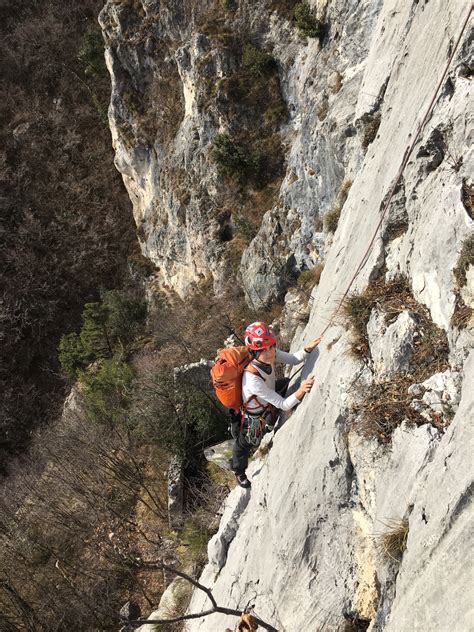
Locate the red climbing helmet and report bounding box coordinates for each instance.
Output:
[244,321,277,350]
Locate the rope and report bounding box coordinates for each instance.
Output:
[289,3,472,385]
[316,3,473,339]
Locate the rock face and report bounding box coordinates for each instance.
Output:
[99,0,292,298]
[98,0,388,303]
[101,0,473,630]
[182,1,473,630]
[367,309,417,379]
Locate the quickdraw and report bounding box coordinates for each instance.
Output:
[243,413,267,446]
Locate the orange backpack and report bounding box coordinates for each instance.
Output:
[210,346,260,410]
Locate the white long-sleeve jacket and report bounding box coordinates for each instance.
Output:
[241,348,309,413]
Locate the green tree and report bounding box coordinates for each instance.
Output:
[102,289,147,346]
[80,301,112,360]
[81,352,135,424]
[58,290,146,379]
[210,133,249,179]
[58,332,90,379]
[242,44,275,76]
[294,3,325,39]
[58,301,110,379]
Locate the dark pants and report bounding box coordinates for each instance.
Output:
[231,377,289,476]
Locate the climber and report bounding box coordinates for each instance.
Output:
[232,321,321,488]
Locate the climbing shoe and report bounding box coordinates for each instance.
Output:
[235,473,251,489]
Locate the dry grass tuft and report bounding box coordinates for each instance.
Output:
[297,264,324,294]
[461,179,474,220]
[352,376,424,443]
[362,112,381,149]
[383,217,409,242]
[324,179,353,233]
[343,615,371,632]
[451,293,472,330]
[344,277,413,358]
[324,206,342,234]
[453,234,474,288]
[450,234,474,331]
[343,293,373,358]
[374,518,409,562]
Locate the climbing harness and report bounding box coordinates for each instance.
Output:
[239,391,271,446]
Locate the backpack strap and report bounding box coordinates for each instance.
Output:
[244,364,262,377]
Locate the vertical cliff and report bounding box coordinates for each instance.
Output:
[100,0,473,629]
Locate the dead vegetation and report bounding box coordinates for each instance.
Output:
[361,112,382,149]
[346,277,450,442]
[344,277,449,378]
[461,179,474,219]
[453,233,474,288]
[0,274,266,630]
[351,376,426,442]
[324,179,353,233]
[451,234,474,330]
[343,614,371,632]
[0,413,172,630]
[451,293,472,330]
[0,0,138,469]
[374,518,409,562]
[383,218,409,242]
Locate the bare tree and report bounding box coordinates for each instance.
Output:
[121,562,279,632]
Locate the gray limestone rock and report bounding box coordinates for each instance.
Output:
[421,370,462,414]
[204,440,234,472]
[136,577,192,631]
[276,287,311,347]
[407,383,424,398]
[382,352,474,632]
[367,309,417,378]
[408,370,462,422]
[207,487,251,572]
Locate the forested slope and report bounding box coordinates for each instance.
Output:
[0,0,137,470]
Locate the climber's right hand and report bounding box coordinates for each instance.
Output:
[296,375,315,400]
